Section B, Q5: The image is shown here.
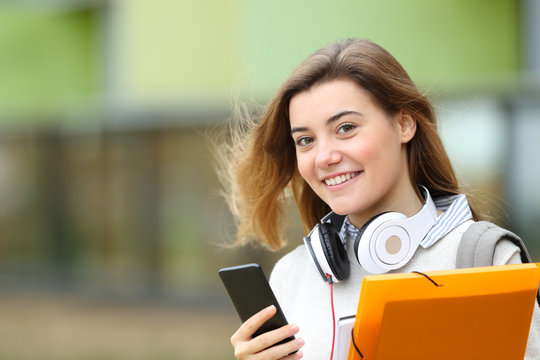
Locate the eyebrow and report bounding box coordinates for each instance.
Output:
[290,110,364,134]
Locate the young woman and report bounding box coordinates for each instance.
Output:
[219,38,539,359]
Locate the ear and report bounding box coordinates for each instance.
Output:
[397,110,416,143]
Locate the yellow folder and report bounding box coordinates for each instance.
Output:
[348,263,540,360]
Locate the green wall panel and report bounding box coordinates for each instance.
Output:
[122,0,237,104]
[240,0,519,97]
[0,0,520,121]
[0,5,101,122]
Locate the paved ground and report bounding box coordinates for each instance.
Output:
[0,291,238,360]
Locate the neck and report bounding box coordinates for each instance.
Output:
[348,183,423,229]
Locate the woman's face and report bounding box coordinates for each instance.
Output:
[289,78,417,226]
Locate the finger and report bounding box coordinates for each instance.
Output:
[231,305,277,345]
[281,350,304,360]
[249,323,300,353]
[260,337,304,360]
[232,326,301,360]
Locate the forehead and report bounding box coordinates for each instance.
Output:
[288,79,378,126]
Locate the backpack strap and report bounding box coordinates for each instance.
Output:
[456,221,532,268]
[457,221,539,307]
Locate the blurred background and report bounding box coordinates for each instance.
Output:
[0,0,539,359]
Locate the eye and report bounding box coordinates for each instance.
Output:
[296,136,314,147]
[337,123,356,134]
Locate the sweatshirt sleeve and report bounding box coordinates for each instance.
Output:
[493,239,522,266]
[494,239,540,359]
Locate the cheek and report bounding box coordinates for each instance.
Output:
[368,125,402,156]
[355,136,402,174]
[352,140,378,163]
[295,152,313,183]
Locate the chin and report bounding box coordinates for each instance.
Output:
[327,203,357,216]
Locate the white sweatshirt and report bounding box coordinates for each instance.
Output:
[270,220,540,359]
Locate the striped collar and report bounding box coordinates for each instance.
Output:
[339,193,473,248]
[421,194,473,248]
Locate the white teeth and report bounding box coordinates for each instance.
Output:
[324,172,357,186]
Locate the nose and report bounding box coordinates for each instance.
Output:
[315,139,342,168]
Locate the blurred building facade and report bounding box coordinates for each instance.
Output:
[0,0,539,305]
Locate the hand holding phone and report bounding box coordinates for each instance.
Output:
[219,263,303,358]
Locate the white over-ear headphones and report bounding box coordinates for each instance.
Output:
[303,186,438,282]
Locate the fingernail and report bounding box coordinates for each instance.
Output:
[265,305,276,313]
[296,350,303,359]
[290,324,299,333]
[296,338,305,346]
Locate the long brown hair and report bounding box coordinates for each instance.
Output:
[218,38,477,250]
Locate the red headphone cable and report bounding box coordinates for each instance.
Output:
[326,274,336,360]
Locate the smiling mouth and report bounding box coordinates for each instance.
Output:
[323,171,361,186]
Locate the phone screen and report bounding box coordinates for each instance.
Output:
[219,263,295,342]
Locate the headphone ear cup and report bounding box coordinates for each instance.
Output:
[353,212,389,264]
[354,211,408,273]
[319,223,350,281]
